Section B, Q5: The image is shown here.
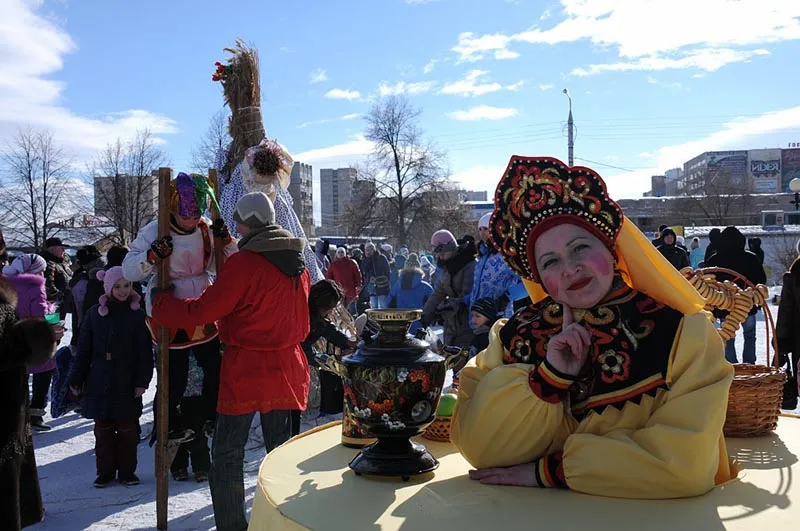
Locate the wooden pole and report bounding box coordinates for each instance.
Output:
[156,167,172,530]
[208,168,226,273]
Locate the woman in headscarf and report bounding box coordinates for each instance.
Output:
[451,156,735,499]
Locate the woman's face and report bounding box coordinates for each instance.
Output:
[533,224,615,309]
[111,278,132,302]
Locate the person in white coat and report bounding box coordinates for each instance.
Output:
[123,172,237,441]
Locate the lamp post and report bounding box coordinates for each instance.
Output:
[563,88,574,166]
[791,178,800,210]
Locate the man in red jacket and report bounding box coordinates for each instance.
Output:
[152,191,310,531]
[326,246,362,313]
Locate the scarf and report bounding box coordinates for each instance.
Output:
[238,225,306,277]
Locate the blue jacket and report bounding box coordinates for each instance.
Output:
[470,241,521,312]
[389,270,433,310]
[70,302,154,420]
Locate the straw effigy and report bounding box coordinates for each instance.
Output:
[215,39,266,177]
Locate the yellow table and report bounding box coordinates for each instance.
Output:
[249,417,799,531]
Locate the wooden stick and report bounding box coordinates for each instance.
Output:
[208,168,226,273]
[156,167,172,530]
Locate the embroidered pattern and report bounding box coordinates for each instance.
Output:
[500,275,682,418]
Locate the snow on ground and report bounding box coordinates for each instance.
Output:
[30,301,795,530]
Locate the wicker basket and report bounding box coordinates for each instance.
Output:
[422,416,452,442]
[683,267,786,437]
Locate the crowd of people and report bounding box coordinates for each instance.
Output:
[2,160,800,528]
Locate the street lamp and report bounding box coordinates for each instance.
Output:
[791,178,800,210]
[563,88,574,166]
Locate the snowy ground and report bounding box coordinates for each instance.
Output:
[30,298,795,530]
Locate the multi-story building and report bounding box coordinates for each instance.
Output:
[461,190,488,202]
[320,167,357,231]
[664,168,682,196]
[679,151,749,195]
[288,162,314,236]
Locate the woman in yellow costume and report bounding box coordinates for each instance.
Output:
[451,156,736,499]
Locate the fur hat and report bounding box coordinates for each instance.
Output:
[96,266,140,317]
[2,253,47,276]
[233,191,276,229]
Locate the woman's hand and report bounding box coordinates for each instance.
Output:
[52,324,65,342]
[469,464,538,487]
[545,305,591,377]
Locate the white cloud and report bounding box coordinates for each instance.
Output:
[540,8,552,20]
[604,106,800,198]
[448,105,519,121]
[378,81,437,96]
[646,75,658,84]
[506,81,525,91]
[424,61,437,74]
[451,0,799,73]
[324,88,362,100]
[309,68,328,84]
[0,0,179,158]
[495,49,521,60]
[404,0,439,4]
[298,113,361,129]
[279,46,295,53]
[571,48,770,76]
[538,83,555,90]
[450,165,507,194]
[692,73,707,78]
[440,70,503,97]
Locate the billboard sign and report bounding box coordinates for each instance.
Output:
[707,151,748,188]
[748,149,781,193]
[782,148,800,192]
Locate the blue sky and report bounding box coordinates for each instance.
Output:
[3,0,800,222]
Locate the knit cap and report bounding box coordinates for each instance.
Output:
[430,230,457,253]
[233,192,276,229]
[478,212,492,230]
[405,253,421,269]
[471,297,497,321]
[96,266,140,317]
[2,253,47,276]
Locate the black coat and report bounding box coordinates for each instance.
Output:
[71,302,153,421]
[40,250,71,308]
[706,227,767,316]
[657,243,690,271]
[0,278,55,530]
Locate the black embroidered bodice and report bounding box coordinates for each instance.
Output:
[499,276,683,419]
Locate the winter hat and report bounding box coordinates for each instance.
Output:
[106,245,129,267]
[420,255,432,269]
[233,191,275,229]
[381,243,393,254]
[471,297,497,321]
[478,212,492,230]
[405,253,421,269]
[76,245,103,267]
[96,266,140,317]
[335,247,347,258]
[431,230,457,254]
[45,237,63,248]
[660,228,677,243]
[2,253,47,276]
[676,235,685,247]
[399,246,409,258]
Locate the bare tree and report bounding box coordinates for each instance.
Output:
[363,96,451,246]
[769,234,799,276]
[88,129,169,244]
[687,170,756,226]
[190,109,231,174]
[0,128,77,249]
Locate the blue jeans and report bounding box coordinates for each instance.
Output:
[370,295,389,309]
[725,314,757,364]
[209,410,291,531]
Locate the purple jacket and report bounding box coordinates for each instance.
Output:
[5,274,56,373]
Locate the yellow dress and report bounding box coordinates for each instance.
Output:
[451,279,735,499]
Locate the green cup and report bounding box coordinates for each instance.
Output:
[45,313,60,325]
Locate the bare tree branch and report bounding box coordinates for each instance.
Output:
[190,109,231,174]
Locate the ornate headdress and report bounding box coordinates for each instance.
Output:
[170,172,220,218]
[490,156,624,283]
[241,139,294,197]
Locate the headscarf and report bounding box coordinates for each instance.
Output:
[490,156,704,316]
[170,172,220,218]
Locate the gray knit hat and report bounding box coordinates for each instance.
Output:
[233,192,275,229]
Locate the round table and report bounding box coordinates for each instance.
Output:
[249,416,799,531]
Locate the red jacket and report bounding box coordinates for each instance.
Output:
[326,257,363,304]
[152,250,311,415]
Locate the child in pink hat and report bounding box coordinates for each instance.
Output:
[69,266,153,488]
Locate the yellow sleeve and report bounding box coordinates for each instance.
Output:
[451,320,574,469]
[562,311,733,499]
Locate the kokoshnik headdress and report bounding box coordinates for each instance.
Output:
[170,172,221,218]
[489,156,624,283]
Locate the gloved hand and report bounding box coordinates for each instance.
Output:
[147,235,174,264]
[211,219,232,243]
